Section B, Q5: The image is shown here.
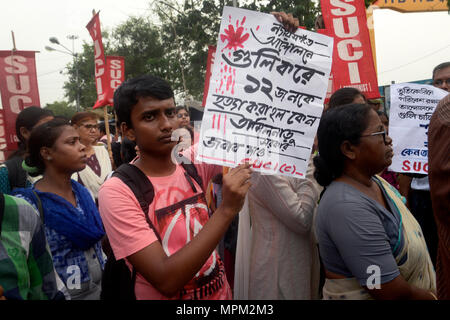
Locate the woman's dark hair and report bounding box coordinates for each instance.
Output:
[313,103,372,186]
[10,106,54,159]
[176,106,188,114]
[70,111,98,126]
[99,121,116,136]
[328,87,366,109]
[120,137,137,164]
[114,74,174,129]
[24,118,71,176]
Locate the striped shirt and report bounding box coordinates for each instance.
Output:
[0,194,69,300]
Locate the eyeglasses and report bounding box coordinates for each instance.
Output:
[433,78,450,86]
[360,130,387,144]
[81,124,99,130]
[177,113,189,119]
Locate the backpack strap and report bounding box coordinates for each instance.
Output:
[0,193,5,236]
[31,190,45,224]
[112,164,161,242]
[178,156,203,192]
[111,163,163,298]
[5,158,28,190]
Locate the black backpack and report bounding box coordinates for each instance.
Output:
[5,157,28,191]
[100,160,202,300]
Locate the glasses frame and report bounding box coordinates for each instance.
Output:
[360,129,387,144]
[81,123,99,131]
[177,113,189,119]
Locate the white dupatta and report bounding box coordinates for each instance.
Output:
[72,145,112,199]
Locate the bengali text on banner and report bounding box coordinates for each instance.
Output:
[197,6,333,178]
[388,82,448,174]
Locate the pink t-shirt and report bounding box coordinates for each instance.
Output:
[98,149,230,300]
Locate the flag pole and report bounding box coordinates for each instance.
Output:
[11,31,17,51]
[92,9,113,165]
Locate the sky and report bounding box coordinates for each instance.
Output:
[1,0,450,107]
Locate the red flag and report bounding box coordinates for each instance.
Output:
[202,45,216,107]
[0,50,41,150]
[0,109,7,161]
[102,56,125,108]
[86,12,109,109]
[320,0,379,98]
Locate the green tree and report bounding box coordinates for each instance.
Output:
[44,100,77,119]
[63,1,321,105]
[153,0,320,100]
[112,16,168,79]
[63,31,115,110]
[257,0,320,29]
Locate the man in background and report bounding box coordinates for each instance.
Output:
[428,61,450,300]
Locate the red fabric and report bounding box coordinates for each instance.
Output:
[380,169,400,191]
[202,46,216,107]
[0,51,41,150]
[86,13,108,109]
[224,248,235,291]
[428,94,450,300]
[320,0,379,99]
[0,110,5,161]
[103,56,125,107]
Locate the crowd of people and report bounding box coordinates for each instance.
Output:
[0,11,448,301]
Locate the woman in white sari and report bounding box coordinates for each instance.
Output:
[313,103,436,300]
[71,112,112,201]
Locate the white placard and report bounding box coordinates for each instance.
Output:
[196,6,333,178]
[389,82,448,174]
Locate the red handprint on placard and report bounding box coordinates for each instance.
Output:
[220,16,249,51]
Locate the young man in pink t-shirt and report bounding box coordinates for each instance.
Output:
[98,74,252,300]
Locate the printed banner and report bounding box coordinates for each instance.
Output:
[202,46,217,107]
[320,0,379,98]
[86,12,109,109]
[197,6,333,178]
[389,83,448,174]
[373,0,448,12]
[103,56,125,106]
[0,50,41,150]
[0,109,7,162]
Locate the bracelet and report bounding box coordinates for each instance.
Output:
[429,291,438,300]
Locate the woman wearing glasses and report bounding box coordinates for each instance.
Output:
[176,106,191,128]
[176,106,200,146]
[313,103,436,300]
[71,112,112,201]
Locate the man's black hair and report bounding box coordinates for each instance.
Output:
[432,62,450,80]
[113,75,174,129]
[328,87,366,109]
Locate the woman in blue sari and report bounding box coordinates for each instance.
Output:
[13,118,105,300]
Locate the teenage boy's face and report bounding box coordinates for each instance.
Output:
[126,96,177,156]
